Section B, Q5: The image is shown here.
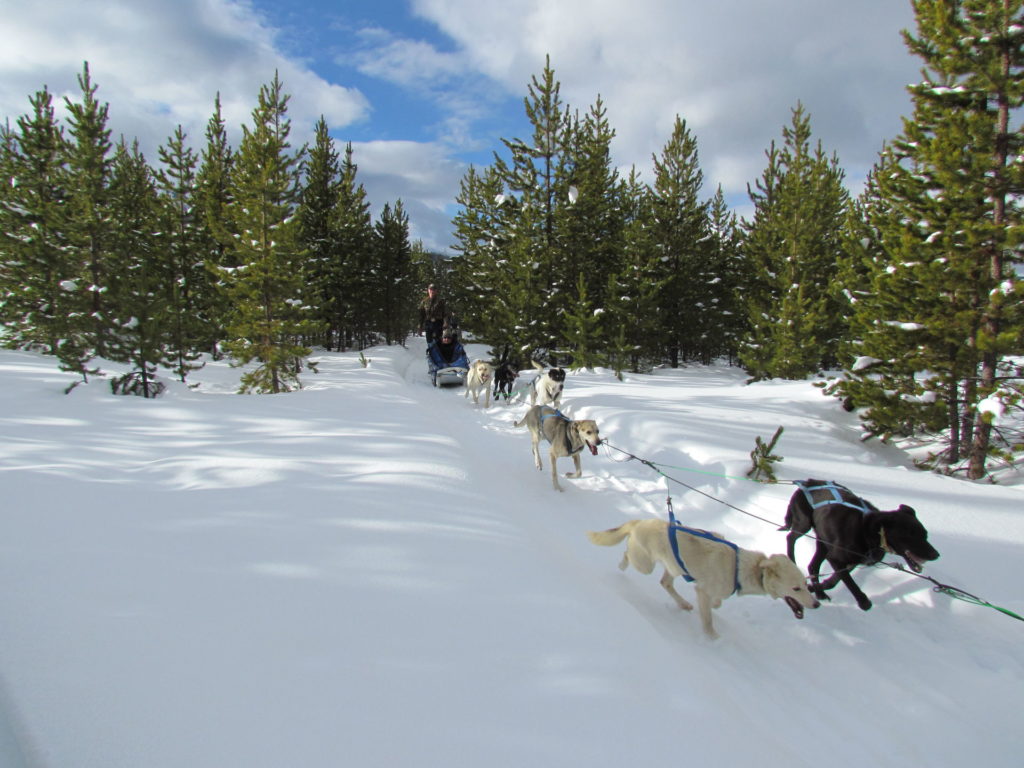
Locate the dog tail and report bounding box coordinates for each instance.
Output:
[587,522,638,547]
[513,414,528,427]
[531,360,544,371]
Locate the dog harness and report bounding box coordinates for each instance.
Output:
[667,506,741,595]
[540,408,582,456]
[794,480,873,515]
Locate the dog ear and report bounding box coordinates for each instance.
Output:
[896,504,917,517]
[758,557,781,597]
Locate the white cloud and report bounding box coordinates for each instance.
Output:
[411,0,919,199]
[0,0,368,158]
[351,140,467,251]
[352,29,464,89]
[2,0,926,253]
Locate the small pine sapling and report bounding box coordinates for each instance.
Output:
[747,425,785,483]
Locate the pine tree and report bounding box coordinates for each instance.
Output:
[0,87,71,355]
[221,73,316,394]
[905,0,1024,478]
[62,62,113,379]
[105,139,173,397]
[739,104,850,380]
[704,186,745,364]
[554,96,624,351]
[451,164,516,347]
[195,93,235,353]
[649,116,711,367]
[603,167,663,373]
[834,0,1024,477]
[333,143,375,349]
[299,116,342,349]
[492,56,573,360]
[560,272,605,369]
[373,200,414,345]
[155,124,207,381]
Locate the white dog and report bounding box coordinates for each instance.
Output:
[464,360,495,407]
[529,361,565,407]
[588,518,819,639]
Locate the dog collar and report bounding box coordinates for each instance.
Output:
[879,528,893,554]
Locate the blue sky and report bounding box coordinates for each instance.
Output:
[1,0,921,252]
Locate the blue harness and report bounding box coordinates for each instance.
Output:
[539,407,581,455]
[794,479,873,515]
[667,505,741,595]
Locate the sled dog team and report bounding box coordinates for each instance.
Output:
[462,355,941,639]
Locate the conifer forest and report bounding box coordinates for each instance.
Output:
[1,0,1022,479]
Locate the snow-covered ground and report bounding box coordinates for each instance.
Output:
[0,337,1020,767]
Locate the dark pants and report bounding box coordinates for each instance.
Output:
[425,320,444,345]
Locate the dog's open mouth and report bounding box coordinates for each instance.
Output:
[903,551,925,573]
[587,441,600,455]
[784,596,805,620]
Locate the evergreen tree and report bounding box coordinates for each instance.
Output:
[451,164,517,347]
[554,96,624,354]
[705,186,746,364]
[649,116,711,367]
[373,200,414,345]
[333,143,375,349]
[155,124,207,381]
[195,93,235,352]
[62,62,113,378]
[907,0,1024,478]
[560,272,605,369]
[0,87,71,355]
[220,73,316,393]
[105,139,173,397]
[834,0,1023,477]
[739,104,850,380]
[299,116,343,349]
[602,167,663,373]
[492,56,574,360]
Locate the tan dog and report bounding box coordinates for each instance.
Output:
[464,360,494,407]
[588,518,819,639]
[513,405,600,491]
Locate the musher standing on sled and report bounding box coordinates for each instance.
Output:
[419,283,447,345]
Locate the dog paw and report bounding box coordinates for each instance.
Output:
[857,597,873,611]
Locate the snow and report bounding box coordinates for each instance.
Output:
[979,395,1005,418]
[852,355,883,371]
[0,339,1021,768]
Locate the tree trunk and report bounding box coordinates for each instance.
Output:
[967,11,1012,480]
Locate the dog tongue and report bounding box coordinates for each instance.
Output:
[588,443,598,455]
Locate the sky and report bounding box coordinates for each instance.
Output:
[1,0,921,252]
[1,339,1021,766]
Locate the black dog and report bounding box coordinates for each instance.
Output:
[491,347,520,403]
[492,361,519,402]
[779,479,940,611]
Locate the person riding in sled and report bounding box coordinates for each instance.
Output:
[435,326,459,364]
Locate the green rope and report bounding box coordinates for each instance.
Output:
[884,562,1024,623]
[602,441,794,484]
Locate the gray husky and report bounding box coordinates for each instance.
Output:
[513,405,600,491]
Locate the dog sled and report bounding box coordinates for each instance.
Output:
[427,334,469,387]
